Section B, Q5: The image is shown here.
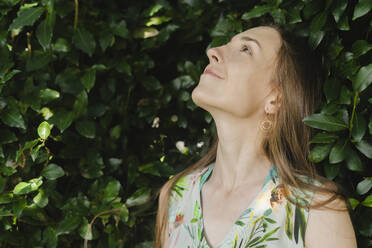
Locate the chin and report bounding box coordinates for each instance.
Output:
[191,86,219,114]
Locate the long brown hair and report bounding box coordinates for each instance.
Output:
[154,24,353,248]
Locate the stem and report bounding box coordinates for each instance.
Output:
[26,32,32,58]
[83,207,128,248]
[74,0,79,29]
[349,91,359,139]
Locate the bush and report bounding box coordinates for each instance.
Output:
[0,0,371,247]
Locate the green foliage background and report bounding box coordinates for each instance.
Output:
[0,0,371,247]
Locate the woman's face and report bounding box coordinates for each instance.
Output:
[191,26,282,118]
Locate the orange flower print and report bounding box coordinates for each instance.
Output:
[174,212,184,228]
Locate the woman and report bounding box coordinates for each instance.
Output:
[155,24,357,248]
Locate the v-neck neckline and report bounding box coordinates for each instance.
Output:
[197,162,277,248]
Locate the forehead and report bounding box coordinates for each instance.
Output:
[232,26,282,58]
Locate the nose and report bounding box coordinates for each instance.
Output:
[206,47,222,64]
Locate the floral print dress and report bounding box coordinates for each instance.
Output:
[167,162,322,248]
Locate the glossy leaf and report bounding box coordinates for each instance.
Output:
[329,139,349,164]
[8,6,44,30]
[241,5,273,20]
[352,0,372,20]
[361,194,372,207]
[309,143,333,163]
[125,187,151,207]
[332,0,348,22]
[0,108,26,129]
[49,109,74,132]
[36,18,53,50]
[303,113,348,131]
[352,114,367,142]
[357,178,372,195]
[352,64,372,93]
[72,27,96,56]
[75,119,96,139]
[351,40,372,57]
[41,163,65,180]
[38,121,51,139]
[346,149,364,172]
[81,69,96,92]
[33,188,49,208]
[354,140,372,159]
[324,164,340,180]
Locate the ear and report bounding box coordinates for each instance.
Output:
[265,89,281,115]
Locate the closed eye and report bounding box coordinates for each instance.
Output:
[240,45,252,55]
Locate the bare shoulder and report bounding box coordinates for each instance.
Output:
[305,181,357,248]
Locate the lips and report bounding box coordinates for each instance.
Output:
[203,68,223,79]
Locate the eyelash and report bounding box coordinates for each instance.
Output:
[240,45,252,55]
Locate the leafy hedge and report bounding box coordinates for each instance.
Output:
[0,0,371,247]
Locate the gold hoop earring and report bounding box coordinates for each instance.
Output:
[260,112,273,131]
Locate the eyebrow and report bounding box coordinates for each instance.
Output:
[231,35,262,49]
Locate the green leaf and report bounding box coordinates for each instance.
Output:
[40,88,60,103]
[133,27,159,39]
[73,90,88,119]
[33,188,49,208]
[345,149,364,172]
[308,30,325,49]
[49,109,74,132]
[111,20,129,38]
[351,114,366,142]
[36,18,53,50]
[12,197,27,217]
[327,37,343,61]
[26,51,52,72]
[357,178,372,195]
[79,217,93,240]
[241,5,273,20]
[8,6,44,30]
[352,0,372,20]
[72,27,96,56]
[1,69,21,84]
[354,139,372,159]
[13,177,42,195]
[42,227,58,248]
[309,143,333,163]
[361,194,372,207]
[324,164,340,180]
[0,128,18,144]
[303,113,348,131]
[310,132,338,144]
[103,180,121,203]
[0,192,13,204]
[0,107,26,129]
[348,198,359,211]
[81,69,96,92]
[271,9,286,25]
[287,3,303,24]
[351,40,372,57]
[302,0,322,20]
[310,12,327,33]
[337,15,350,31]
[125,187,151,207]
[42,163,65,180]
[332,0,348,23]
[329,139,349,164]
[352,64,372,93]
[56,214,82,235]
[75,119,96,139]
[13,182,32,195]
[38,121,51,139]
